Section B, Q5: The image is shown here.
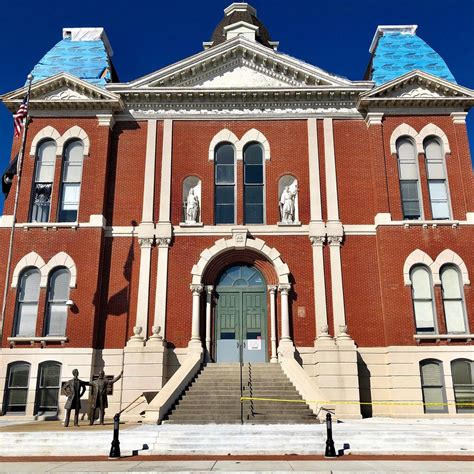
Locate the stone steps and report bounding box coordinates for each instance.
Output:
[164,363,319,424]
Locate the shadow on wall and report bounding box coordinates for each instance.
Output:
[357,352,372,418]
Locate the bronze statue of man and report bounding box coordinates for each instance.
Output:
[89,370,123,425]
[63,369,87,427]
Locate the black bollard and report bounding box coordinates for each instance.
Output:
[324,412,337,458]
[109,413,121,458]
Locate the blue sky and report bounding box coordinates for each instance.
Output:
[0,0,473,213]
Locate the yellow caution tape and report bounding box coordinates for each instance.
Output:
[240,396,474,407]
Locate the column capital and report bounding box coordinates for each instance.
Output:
[309,235,326,247]
[206,285,214,294]
[156,237,171,248]
[278,284,291,295]
[190,284,204,295]
[267,285,278,294]
[327,235,343,247]
[451,112,467,124]
[139,237,154,248]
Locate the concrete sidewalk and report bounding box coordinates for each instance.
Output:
[0,459,473,472]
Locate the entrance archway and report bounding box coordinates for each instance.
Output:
[215,264,267,363]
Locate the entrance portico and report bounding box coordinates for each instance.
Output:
[188,229,294,361]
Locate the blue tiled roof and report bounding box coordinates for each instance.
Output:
[29,37,112,87]
[371,32,456,86]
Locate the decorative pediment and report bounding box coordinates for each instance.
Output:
[108,36,356,91]
[1,73,123,112]
[358,70,474,108]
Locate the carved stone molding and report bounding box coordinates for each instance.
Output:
[327,236,343,246]
[309,236,326,247]
[190,284,204,295]
[278,283,291,295]
[139,237,154,248]
[156,238,171,248]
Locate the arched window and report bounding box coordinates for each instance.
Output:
[30,140,56,223]
[34,361,61,415]
[14,268,41,336]
[424,138,450,220]
[419,360,447,414]
[451,359,474,413]
[410,266,436,334]
[44,268,71,336]
[3,362,30,413]
[243,143,264,224]
[58,140,84,222]
[396,137,421,220]
[214,143,235,224]
[441,266,467,334]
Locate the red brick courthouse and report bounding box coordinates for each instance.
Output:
[0,3,473,422]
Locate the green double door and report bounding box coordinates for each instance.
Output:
[215,265,267,363]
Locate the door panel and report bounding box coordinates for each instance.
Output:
[242,292,266,363]
[216,292,241,363]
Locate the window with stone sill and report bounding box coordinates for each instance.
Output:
[419,359,448,414]
[410,265,436,334]
[44,267,71,337]
[397,137,421,220]
[58,140,84,223]
[3,362,30,413]
[13,267,41,337]
[441,265,468,334]
[30,140,56,223]
[243,142,264,224]
[424,137,450,220]
[214,142,235,225]
[451,359,474,413]
[34,361,61,415]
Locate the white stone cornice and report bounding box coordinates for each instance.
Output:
[96,113,115,129]
[365,112,384,126]
[451,112,468,124]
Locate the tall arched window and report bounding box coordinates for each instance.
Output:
[3,362,30,413]
[396,137,421,220]
[410,266,436,334]
[14,268,41,336]
[419,359,447,414]
[244,143,264,224]
[451,359,474,413]
[58,140,84,222]
[30,140,56,223]
[214,143,235,224]
[34,361,61,415]
[44,268,71,336]
[441,266,467,334]
[424,137,450,220]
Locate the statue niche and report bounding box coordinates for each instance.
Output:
[278,175,299,224]
[182,176,201,224]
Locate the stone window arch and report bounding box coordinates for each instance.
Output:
[12,252,46,288]
[416,124,450,154]
[43,252,77,288]
[208,129,239,161]
[29,126,60,156]
[389,123,418,154]
[236,128,270,161]
[57,126,90,156]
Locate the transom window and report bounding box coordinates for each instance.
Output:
[217,265,265,288]
[214,143,235,224]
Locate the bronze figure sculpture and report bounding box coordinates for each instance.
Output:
[88,370,123,425]
[63,369,88,427]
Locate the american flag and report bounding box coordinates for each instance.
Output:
[13,95,28,137]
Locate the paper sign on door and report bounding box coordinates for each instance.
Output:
[247,339,261,350]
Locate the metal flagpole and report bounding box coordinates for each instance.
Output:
[0,74,34,339]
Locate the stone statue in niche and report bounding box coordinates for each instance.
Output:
[280,184,298,223]
[185,187,200,223]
